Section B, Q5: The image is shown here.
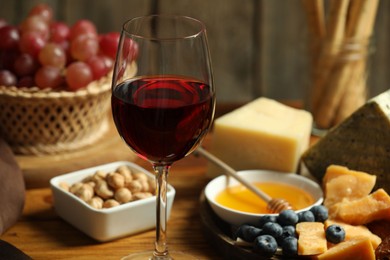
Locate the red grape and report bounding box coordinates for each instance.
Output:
[0,4,122,91]
[66,61,93,90]
[69,19,97,40]
[0,25,20,50]
[19,31,46,57]
[39,43,66,68]
[0,19,7,29]
[0,70,17,86]
[49,22,70,43]
[86,55,109,80]
[34,66,64,89]
[28,3,53,24]
[99,32,120,59]
[20,15,50,40]
[70,34,99,61]
[14,53,38,76]
[17,76,35,87]
[0,50,19,70]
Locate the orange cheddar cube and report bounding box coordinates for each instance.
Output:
[296,222,327,255]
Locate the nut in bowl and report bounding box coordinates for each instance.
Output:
[50,161,175,242]
[205,170,323,226]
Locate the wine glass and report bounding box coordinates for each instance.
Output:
[111,15,216,259]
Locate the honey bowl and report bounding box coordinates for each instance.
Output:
[204,169,323,226]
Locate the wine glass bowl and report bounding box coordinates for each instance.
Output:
[111,15,215,259]
[112,76,214,165]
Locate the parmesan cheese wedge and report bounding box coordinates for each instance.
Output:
[207,97,312,177]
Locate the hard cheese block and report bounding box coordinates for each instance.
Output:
[207,98,312,176]
[302,90,390,191]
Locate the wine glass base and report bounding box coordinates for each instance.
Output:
[121,251,198,260]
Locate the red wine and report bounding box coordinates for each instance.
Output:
[112,76,214,164]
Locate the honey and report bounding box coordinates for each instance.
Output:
[215,182,315,214]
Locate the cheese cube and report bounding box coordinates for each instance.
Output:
[296,222,327,255]
[207,97,312,177]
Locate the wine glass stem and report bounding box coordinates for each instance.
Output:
[153,164,171,259]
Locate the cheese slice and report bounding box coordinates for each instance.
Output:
[302,90,390,191]
[314,238,375,260]
[207,97,312,176]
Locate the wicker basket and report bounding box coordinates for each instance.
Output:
[0,76,112,155]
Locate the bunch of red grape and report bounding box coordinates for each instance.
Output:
[0,4,137,91]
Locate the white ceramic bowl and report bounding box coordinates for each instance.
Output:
[50,161,175,242]
[205,169,323,226]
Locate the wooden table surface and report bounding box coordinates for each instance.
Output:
[0,105,244,259]
[1,136,223,259]
[0,101,304,259]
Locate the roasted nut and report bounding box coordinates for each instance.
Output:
[114,187,132,204]
[107,172,125,189]
[59,182,70,192]
[127,180,143,193]
[117,165,132,175]
[88,196,104,209]
[65,166,158,210]
[82,175,93,183]
[103,199,120,208]
[95,180,114,199]
[117,167,133,185]
[74,183,94,202]
[69,182,83,194]
[91,170,107,182]
[133,192,153,201]
[132,172,148,182]
[84,181,96,188]
[139,180,150,193]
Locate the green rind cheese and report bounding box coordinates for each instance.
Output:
[302,90,390,191]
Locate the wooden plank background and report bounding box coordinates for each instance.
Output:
[1,0,389,103]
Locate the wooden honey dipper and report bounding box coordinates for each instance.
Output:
[196,146,292,214]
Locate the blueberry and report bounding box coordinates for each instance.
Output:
[253,235,278,257]
[310,205,328,222]
[282,226,296,239]
[278,225,296,246]
[235,224,262,242]
[297,210,315,222]
[261,222,283,239]
[326,224,345,244]
[278,209,299,226]
[258,214,277,228]
[281,236,298,257]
